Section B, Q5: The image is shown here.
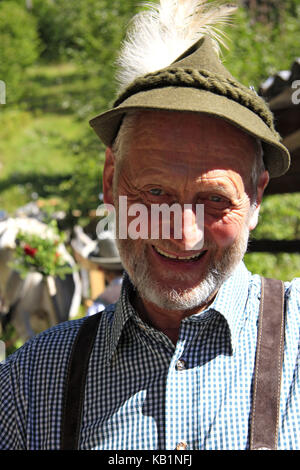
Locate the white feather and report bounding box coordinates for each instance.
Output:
[116,0,237,91]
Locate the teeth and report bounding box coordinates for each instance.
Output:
[154,246,202,260]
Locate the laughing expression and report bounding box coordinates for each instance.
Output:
[103,111,268,312]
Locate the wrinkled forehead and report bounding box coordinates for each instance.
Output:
[133,110,257,146]
[121,110,260,176]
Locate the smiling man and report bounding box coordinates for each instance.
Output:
[103,111,269,344]
[0,1,299,450]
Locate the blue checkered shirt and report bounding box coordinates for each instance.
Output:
[0,262,299,450]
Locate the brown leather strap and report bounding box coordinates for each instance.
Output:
[60,311,102,450]
[60,278,286,450]
[250,277,285,450]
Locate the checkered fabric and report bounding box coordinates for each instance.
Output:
[0,262,299,450]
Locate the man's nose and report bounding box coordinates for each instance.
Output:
[182,206,204,251]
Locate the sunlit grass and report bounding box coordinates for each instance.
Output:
[0,62,92,214]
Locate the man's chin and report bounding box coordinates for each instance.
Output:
[117,226,249,312]
[129,270,223,311]
[122,248,235,311]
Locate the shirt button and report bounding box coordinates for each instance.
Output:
[176,359,186,371]
[176,441,188,450]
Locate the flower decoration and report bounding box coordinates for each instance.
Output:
[11,220,74,279]
[23,244,38,257]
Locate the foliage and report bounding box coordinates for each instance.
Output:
[0,0,299,284]
[0,323,24,358]
[223,5,300,88]
[243,193,300,280]
[29,0,140,122]
[10,220,73,279]
[0,1,40,103]
[31,0,83,61]
[254,194,300,240]
[31,0,138,62]
[57,133,106,226]
[244,252,300,281]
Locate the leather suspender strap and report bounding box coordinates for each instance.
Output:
[60,278,286,450]
[250,277,285,450]
[60,311,102,450]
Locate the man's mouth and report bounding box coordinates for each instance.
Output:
[153,245,206,261]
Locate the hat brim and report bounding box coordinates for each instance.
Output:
[89,86,290,178]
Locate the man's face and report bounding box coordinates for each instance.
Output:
[104,111,268,311]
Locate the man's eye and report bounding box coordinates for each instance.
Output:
[209,195,225,203]
[149,188,164,196]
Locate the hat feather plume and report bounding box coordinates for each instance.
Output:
[116,0,237,92]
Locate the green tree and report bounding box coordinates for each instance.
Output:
[0,1,40,103]
[223,5,300,88]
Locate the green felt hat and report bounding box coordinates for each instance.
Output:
[89,36,290,178]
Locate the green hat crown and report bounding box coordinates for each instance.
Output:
[114,37,277,137]
[90,33,290,178]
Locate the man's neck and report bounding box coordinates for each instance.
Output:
[132,293,216,345]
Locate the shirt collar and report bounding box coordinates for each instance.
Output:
[106,273,137,363]
[106,261,251,362]
[205,261,251,352]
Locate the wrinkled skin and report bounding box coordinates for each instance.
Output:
[103,111,269,343]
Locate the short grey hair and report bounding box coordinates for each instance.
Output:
[250,139,265,205]
[112,111,139,163]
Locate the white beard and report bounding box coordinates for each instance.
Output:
[116,222,250,311]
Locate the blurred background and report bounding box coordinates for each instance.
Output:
[0,0,299,355]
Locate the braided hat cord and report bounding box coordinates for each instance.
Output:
[114,67,279,138]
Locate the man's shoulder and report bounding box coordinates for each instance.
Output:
[285,276,300,294]
[2,305,117,372]
[1,317,85,375]
[247,269,300,302]
[284,277,300,323]
[244,269,300,329]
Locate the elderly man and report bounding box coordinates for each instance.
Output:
[0,1,299,450]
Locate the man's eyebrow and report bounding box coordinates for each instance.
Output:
[197,183,229,192]
[134,166,170,179]
[195,180,240,198]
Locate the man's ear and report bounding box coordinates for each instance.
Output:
[248,170,269,231]
[103,147,115,205]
